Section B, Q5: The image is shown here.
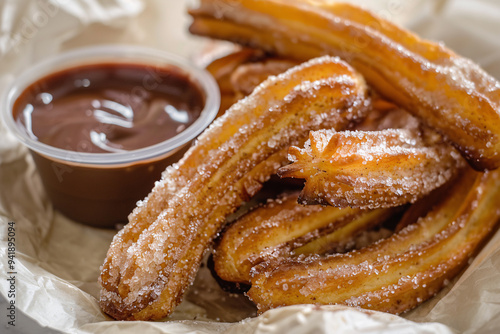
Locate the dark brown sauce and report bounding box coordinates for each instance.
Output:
[13,63,205,153]
[30,146,189,228]
[11,62,207,228]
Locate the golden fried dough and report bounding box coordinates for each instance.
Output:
[248,167,500,314]
[214,192,397,284]
[279,128,464,209]
[190,0,500,170]
[99,56,370,320]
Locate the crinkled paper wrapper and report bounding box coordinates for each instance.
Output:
[1,1,500,333]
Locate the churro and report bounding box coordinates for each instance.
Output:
[249,167,500,314]
[190,0,500,170]
[278,128,464,209]
[99,56,369,320]
[213,192,397,284]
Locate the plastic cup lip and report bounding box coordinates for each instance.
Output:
[1,44,220,166]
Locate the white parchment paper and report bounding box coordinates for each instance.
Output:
[1,1,500,333]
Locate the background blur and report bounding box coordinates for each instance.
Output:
[0,0,499,78]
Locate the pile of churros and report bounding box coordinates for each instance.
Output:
[99,0,500,321]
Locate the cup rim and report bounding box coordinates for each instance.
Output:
[1,44,220,165]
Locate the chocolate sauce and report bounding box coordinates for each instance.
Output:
[30,146,189,228]
[13,63,205,153]
[12,62,207,228]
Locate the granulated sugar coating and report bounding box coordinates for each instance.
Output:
[248,168,500,314]
[279,128,464,209]
[181,0,500,320]
[98,56,370,320]
[190,0,500,170]
[213,191,398,284]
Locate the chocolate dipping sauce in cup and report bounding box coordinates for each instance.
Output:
[1,45,220,228]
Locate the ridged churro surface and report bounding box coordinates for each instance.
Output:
[248,167,500,314]
[99,56,369,320]
[279,129,464,209]
[190,0,500,170]
[213,192,396,284]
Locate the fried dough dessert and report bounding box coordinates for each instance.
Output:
[98,0,500,321]
[230,58,299,96]
[213,105,419,285]
[248,167,500,314]
[99,56,370,320]
[206,49,299,115]
[189,0,500,170]
[205,48,264,115]
[278,128,464,209]
[354,102,419,132]
[213,192,398,284]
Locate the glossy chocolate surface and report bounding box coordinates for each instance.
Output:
[13,63,204,153]
[12,62,206,227]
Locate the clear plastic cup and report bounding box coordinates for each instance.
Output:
[1,45,220,228]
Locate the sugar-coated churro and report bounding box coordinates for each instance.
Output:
[248,167,500,314]
[190,0,500,170]
[279,128,464,209]
[213,192,397,284]
[99,56,369,320]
